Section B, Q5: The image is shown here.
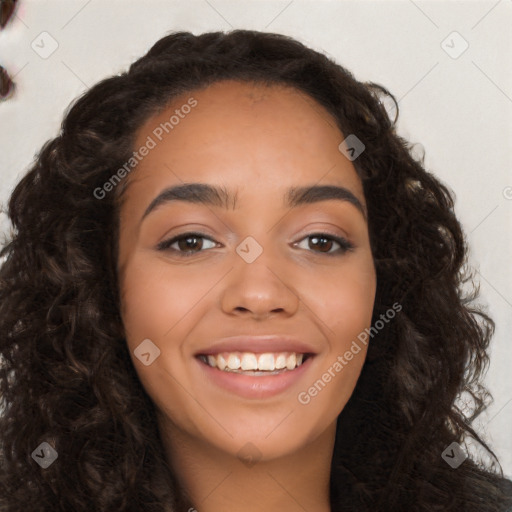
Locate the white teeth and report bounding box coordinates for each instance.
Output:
[275,354,286,369]
[217,354,227,371]
[258,353,275,371]
[227,354,241,370]
[286,353,296,370]
[241,352,258,370]
[201,351,308,372]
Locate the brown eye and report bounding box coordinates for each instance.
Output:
[157,232,217,256]
[177,236,205,252]
[309,235,334,253]
[294,233,354,256]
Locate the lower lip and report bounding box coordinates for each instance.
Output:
[196,356,314,399]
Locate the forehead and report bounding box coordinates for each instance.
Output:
[134,79,342,149]
[121,79,363,209]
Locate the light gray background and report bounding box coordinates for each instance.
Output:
[0,0,511,477]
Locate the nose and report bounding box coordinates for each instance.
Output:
[220,246,300,320]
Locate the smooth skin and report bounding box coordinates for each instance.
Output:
[117,80,377,512]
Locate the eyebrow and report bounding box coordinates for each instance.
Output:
[141,182,366,222]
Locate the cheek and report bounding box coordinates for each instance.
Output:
[119,255,214,432]
[118,256,196,394]
[329,266,376,341]
[293,255,375,415]
[328,260,376,375]
[120,254,218,342]
[299,253,376,340]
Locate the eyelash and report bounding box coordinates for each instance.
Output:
[156,231,354,258]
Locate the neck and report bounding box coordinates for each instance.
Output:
[157,415,335,512]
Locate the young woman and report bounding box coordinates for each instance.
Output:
[1,29,511,512]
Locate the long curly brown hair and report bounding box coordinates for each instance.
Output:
[0,29,511,512]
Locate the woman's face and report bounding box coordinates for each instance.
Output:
[118,80,376,462]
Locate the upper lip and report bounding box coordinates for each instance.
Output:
[195,335,317,356]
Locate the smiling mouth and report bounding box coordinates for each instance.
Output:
[197,351,313,375]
